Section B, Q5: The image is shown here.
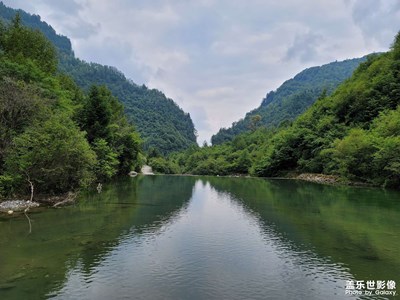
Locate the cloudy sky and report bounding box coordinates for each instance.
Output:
[3,0,400,143]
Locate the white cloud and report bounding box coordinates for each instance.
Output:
[350,0,400,46]
[285,32,324,62]
[196,87,236,99]
[2,0,399,144]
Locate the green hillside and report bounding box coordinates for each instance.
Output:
[58,56,197,154]
[0,16,141,197]
[0,2,197,154]
[211,57,366,145]
[170,32,400,188]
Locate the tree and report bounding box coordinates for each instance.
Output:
[0,78,45,170]
[5,114,96,194]
[249,114,262,131]
[112,129,141,174]
[0,14,57,74]
[81,85,113,143]
[237,150,251,173]
[332,128,376,179]
[92,139,119,180]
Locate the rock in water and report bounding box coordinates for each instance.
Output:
[0,200,39,213]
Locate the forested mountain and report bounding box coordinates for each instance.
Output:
[211,57,366,145]
[0,2,197,154]
[0,16,141,197]
[167,32,400,188]
[0,2,72,54]
[58,57,197,154]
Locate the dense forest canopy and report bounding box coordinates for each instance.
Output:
[58,56,197,154]
[0,15,141,197]
[0,2,197,155]
[211,57,367,145]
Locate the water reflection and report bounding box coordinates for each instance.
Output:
[206,177,400,298]
[0,176,399,300]
[0,175,196,300]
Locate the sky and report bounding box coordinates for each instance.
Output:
[3,0,400,144]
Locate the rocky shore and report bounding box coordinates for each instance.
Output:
[0,200,40,214]
[296,173,340,185]
[0,192,77,214]
[295,173,371,187]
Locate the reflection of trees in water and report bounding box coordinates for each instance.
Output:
[0,175,196,300]
[205,177,400,284]
[77,175,196,273]
[2,176,399,299]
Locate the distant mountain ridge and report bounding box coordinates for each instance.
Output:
[211,57,367,145]
[0,2,72,54]
[171,31,400,188]
[0,2,197,154]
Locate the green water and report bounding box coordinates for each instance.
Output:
[0,176,399,299]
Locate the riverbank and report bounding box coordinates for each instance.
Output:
[291,173,372,187]
[166,172,374,188]
[0,172,377,215]
[0,168,155,214]
[0,200,39,214]
[295,173,341,185]
[0,192,77,214]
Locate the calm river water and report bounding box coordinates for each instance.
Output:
[0,176,399,299]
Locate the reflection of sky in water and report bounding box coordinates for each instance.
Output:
[50,180,364,300]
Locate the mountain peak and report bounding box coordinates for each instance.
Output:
[211,56,367,145]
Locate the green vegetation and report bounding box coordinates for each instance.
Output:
[59,57,197,154]
[0,2,197,155]
[0,16,141,197]
[212,57,366,145]
[169,128,275,176]
[1,3,398,191]
[173,32,400,188]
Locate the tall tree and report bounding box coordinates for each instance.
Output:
[81,85,113,143]
[0,13,57,74]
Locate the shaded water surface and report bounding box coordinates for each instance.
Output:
[0,176,399,299]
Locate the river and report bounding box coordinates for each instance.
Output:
[0,176,399,299]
